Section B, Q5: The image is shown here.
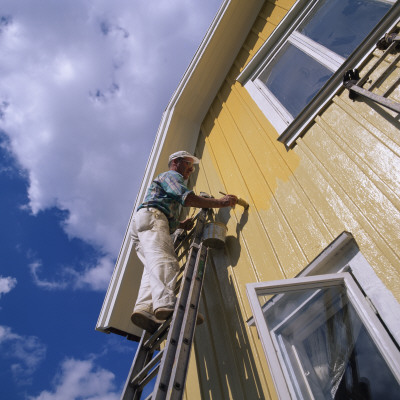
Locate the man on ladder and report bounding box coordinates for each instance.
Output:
[130,150,237,333]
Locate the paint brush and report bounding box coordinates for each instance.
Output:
[219,191,249,210]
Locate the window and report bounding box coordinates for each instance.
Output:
[246,233,400,399]
[238,0,399,148]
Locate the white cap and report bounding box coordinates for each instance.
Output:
[168,151,200,165]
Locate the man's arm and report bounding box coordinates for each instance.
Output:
[184,193,237,208]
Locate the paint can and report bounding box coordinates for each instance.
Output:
[202,222,227,248]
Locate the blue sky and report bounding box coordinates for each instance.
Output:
[0,1,222,398]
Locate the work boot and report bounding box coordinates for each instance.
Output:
[155,307,205,325]
[131,310,162,334]
[154,306,175,320]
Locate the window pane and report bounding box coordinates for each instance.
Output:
[259,44,332,118]
[259,286,400,399]
[299,0,392,58]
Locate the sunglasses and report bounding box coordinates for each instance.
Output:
[178,159,194,168]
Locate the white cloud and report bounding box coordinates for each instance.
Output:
[0,0,222,259]
[0,325,46,385]
[73,256,115,291]
[29,257,114,291]
[0,275,17,297]
[29,358,119,400]
[29,261,69,290]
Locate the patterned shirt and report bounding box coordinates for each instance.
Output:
[137,170,193,232]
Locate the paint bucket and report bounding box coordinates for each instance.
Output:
[202,222,227,249]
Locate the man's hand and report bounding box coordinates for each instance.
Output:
[179,217,195,231]
[218,194,238,207]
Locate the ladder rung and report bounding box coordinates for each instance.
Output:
[177,251,187,262]
[143,318,172,350]
[366,52,400,92]
[178,263,186,275]
[382,75,400,98]
[174,279,182,295]
[131,350,163,387]
[357,40,399,87]
[135,363,160,391]
[174,229,194,254]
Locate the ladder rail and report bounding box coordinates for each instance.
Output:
[167,243,208,399]
[121,332,155,400]
[346,84,400,113]
[152,209,208,400]
[152,245,201,399]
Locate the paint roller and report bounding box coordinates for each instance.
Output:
[219,191,249,210]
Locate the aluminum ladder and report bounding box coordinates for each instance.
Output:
[343,32,400,113]
[121,207,210,400]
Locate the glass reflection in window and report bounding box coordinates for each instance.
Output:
[298,0,392,58]
[259,44,332,118]
[259,286,400,399]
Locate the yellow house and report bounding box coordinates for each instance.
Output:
[97,0,400,398]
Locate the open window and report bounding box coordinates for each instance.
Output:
[238,0,399,148]
[246,233,400,399]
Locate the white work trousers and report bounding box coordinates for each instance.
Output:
[132,207,179,313]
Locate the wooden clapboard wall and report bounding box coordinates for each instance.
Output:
[183,1,400,398]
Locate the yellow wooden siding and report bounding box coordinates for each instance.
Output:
[189,141,276,399]
[184,3,400,399]
[236,0,296,72]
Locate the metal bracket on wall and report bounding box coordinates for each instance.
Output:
[343,32,400,114]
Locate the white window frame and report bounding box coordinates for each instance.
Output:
[237,0,399,149]
[246,232,400,399]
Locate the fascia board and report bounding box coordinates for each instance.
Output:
[96,0,264,336]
